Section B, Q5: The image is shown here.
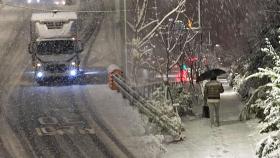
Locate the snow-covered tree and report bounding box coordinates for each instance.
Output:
[169,84,193,116]
[256,131,280,158]
[145,84,190,135]
[239,34,280,157]
[154,17,200,82]
[126,0,202,116]
[126,0,201,85]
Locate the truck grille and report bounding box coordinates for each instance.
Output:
[43,21,66,29]
[45,64,68,73]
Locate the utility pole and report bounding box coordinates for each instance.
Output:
[198,0,201,28]
[123,0,128,77]
[208,32,211,45]
[198,0,203,74]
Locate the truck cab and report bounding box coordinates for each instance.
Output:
[29,12,83,83]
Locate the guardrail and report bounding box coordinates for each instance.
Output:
[107,65,183,138]
[131,81,189,99]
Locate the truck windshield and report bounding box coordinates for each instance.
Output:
[37,40,75,55]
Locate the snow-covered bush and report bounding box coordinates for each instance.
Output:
[248,84,280,133]
[145,84,184,136]
[232,44,275,100]
[232,74,245,94]
[241,38,279,121]
[239,36,280,157]
[256,131,280,158]
[265,148,280,158]
[148,84,193,116]
[147,85,173,116]
[231,28,278,98]
[169,84,193,116]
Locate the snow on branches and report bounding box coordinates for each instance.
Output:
[146,84,186,134]
[256,131,280,158]
[126,0,200,84]
[239,36,280,157]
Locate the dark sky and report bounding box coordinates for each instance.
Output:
[186,0,248,49]
[187,0,279,56]
[127,0,279,58]
[158,0,256,57]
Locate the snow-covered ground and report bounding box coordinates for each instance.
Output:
[163,85,265,158]
[80,85,165,158]
[84,1,123,68]
[90,82,266,158]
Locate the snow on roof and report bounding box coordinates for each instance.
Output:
[31,12,77,22]
[35,21,75,39]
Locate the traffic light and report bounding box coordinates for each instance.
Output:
[176,69,189,82]
[186,55,198,66]
[181,64,187,70]
[187,19,193,28]
[176,64,189,82]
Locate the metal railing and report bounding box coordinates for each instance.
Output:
[112,74,184,138]
[132,81,191,99]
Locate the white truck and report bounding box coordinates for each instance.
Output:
[28,11,83,83]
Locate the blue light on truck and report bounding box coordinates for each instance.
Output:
[36,72,43,78]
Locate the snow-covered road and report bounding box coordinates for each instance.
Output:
[0,1,120,157]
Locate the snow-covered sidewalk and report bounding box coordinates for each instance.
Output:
[163,85,263,158]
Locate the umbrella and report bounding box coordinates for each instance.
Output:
[197,68,226,82]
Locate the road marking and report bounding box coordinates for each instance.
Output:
[38,116,58,125]
[35,128,43,136]
[35,126,95,136]
[62,116,84,125]
[36,116,95,136]
[40,126,63,136]
[78,128,95,135]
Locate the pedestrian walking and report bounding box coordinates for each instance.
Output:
[204,76,224,127]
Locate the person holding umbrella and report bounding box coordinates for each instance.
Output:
[198,69,225,127]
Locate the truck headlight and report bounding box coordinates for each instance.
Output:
[71,62,76,66]
[36,72,44,78]
[37,63,42,67]
[70,69,77,76]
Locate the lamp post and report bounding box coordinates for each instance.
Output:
[214,44,222,68]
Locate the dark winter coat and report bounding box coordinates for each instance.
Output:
[204,80,224,99]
